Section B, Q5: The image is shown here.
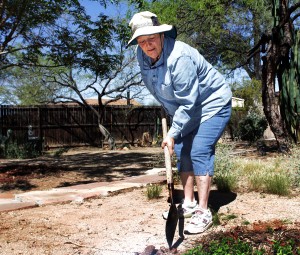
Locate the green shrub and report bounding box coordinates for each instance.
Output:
[183,237,265,255]
[280,146,300,188]
[273,240,300,255]
[214,174,238,192]
[53,147,69,157]
[214,144,237,192]
[233,156,295,195]
[238,111,268,142]
[249,172,266,191]
[183,236,300,255]
[212,211,221,226]
[146,184,162,199]
[222,214,238,221]
[3,141,42,159]
[264,174,290,196]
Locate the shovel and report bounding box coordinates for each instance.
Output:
[162,118,179,249]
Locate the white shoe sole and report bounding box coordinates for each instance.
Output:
[184,221,213,234]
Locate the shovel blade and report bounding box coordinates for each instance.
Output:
[165,203,178,248]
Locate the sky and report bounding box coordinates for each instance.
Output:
[79,0,129,20]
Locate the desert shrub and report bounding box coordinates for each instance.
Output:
[249,172,266,191]
[53,147,69,157]
[5,142,42,159]
[146,184,162,199]
[238,111,268,142]
[280,146,300,188]
[183,237,265,255]
[183,236,300,255]
[264,174,290,196]
[214,174,238,192]
[228,107,247,140]
[5,142,26,158]
[235,159,292,194]
[214,144,237,192]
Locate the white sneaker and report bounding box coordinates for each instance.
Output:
[185,207,213,234]
[162,200,197,220]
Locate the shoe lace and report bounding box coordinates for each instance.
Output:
[190,210,203,219]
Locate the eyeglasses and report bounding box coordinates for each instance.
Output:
[137,35,160,46]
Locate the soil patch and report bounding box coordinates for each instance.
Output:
[0,143,299,254]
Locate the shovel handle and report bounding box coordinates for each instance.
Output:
[162,118,173,185]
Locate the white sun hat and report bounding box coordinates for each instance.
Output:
[127,11,177,47]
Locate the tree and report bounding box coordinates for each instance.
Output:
[145,0,300,148]
[2,54,64,105]
[143,0,274,80]
[0,0,86,70]
[249,0,300,149]
[0,0,144,148]
[231,79,262,112]
[43,47,144,149]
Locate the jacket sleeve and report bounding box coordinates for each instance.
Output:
[167,56,200,139]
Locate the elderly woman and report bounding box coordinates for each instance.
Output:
[127,11,232,234]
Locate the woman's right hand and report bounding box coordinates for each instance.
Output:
[161,136,174,155]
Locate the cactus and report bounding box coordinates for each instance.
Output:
[280,29,300,142]
[272,0,300,143]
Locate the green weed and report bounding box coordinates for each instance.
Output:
[222,214,238,221]
[214,174,238,192]
[145,184,162,199]
[264,174,290,196]
[182,237,265,255]
[182,236,300,255]
[249,172,265,191]
[214,144,237,192]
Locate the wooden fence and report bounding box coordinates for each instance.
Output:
[0,105,164,148]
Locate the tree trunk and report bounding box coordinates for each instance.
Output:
[85,102,116,150]
[98,123,116,150]
[261,37,289,151]
[260,0,297,151]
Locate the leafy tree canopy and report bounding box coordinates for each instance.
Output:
[0,0,145,105]
[142,0,274,79]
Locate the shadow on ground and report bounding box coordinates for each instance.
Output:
[172,189,237,212]
[0,148,164,192]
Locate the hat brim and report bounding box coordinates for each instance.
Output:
[127,25,177,47]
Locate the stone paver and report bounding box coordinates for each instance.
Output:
[0,168,166,212]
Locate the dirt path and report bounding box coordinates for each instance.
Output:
[0,145,299,254]
[0,185,299,255]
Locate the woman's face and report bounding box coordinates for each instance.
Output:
[137,33,164,63]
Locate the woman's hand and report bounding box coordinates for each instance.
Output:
[161,136,175,155]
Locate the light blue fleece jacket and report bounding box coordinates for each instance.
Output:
[137,37,232,139]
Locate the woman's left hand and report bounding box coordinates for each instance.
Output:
[161,136,174,155]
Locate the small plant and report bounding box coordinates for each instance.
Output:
[273,239,299,255]
[214,174,238,192]
[146,184,162,199]
[233,155,296,195]
[3,140,42,159]
[172,169,181,185]
[214,144,237,192]
[53,147,69,157]
[183,237,265,255]
[222,214,238,221]
[242,161,263,175]
[249,172,265,191]
[183,235,300,255]
[210,209,221,226]
[281,145,300,188]
[238,110,268,142]
[264,174,290,196]
[242,220,250,225]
